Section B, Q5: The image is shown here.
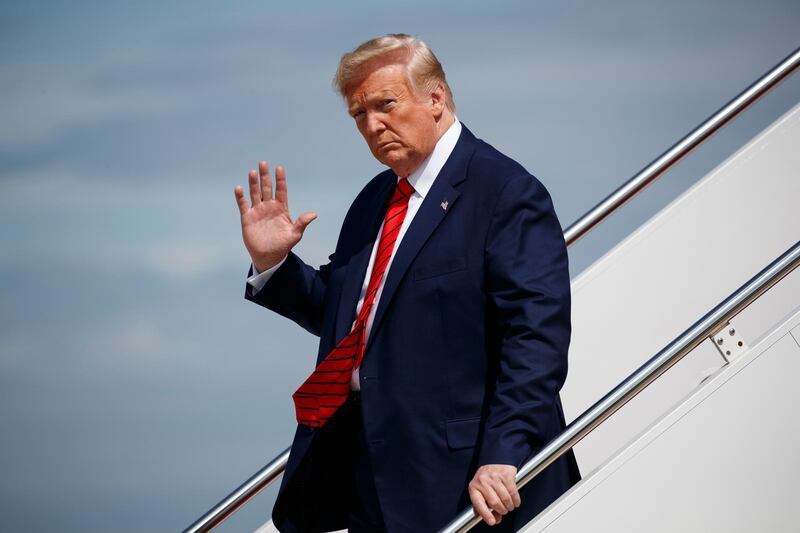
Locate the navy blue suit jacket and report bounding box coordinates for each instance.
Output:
[246,124,580,532]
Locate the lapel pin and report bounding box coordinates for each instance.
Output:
[440,199,449,211]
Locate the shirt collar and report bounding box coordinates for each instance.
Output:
[402,117,462,199]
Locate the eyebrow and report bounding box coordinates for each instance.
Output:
[348,90,401,114]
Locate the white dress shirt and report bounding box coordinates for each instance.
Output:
[248,119,462,390]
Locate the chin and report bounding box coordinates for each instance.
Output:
[379,153,410,174]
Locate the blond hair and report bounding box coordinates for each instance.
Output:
[334,33,456,112]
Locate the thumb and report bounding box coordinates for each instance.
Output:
[294,211,317,232]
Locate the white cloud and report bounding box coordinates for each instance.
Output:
[0,169,248,278]
[84,314,195,369]
[0,17,334,151]
[0,65,191,149]
[143,241,236,280]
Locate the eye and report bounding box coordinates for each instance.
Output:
[381,99,396,108]
[351,109,365,119]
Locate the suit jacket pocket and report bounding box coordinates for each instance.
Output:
[445,416,482,450]
[413,257,467,281]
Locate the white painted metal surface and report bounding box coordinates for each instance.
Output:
[523,306,800,533]
[563,102,800,476]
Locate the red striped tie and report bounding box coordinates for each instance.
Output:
[292,177,415,427]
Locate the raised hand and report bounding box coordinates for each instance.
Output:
[234,161,317,272]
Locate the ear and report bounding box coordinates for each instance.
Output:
[429,81,446,119]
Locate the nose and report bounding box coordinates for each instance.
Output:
[365,111,386,137]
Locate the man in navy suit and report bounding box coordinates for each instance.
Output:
[234,34,580,532]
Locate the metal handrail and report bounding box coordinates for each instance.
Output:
[184,46,800,532]
[440,239,800,532]
[183,448,290,533]
[564,46,800,246]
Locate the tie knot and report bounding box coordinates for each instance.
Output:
[397,177,415,197]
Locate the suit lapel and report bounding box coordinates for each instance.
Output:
[364,125,476,356]
[333,173,396,341]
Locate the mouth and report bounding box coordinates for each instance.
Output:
[377,141,400,150]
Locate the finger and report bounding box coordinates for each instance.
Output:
[507,478,521,508]
[259,160,272,201]
[294,211,317,232]
[275,165,288,206]
[492,510,503,524]
[234,185,248,216]
[492,477,516,513]
[497,467,521,508]
[469,487,497,526]
[248,169,261,206]
[481,483,509,515]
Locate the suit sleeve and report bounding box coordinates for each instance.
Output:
[244,251,335,337]
[478,173,571,469]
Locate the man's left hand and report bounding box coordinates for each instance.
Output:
[468,464,520,526]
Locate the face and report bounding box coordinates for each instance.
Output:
[346,61,446,177]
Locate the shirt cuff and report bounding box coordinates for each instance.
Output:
[246,256,288,293]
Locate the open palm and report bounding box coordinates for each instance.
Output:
[234,161,316,272]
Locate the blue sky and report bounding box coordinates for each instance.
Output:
[1,1,798,531]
